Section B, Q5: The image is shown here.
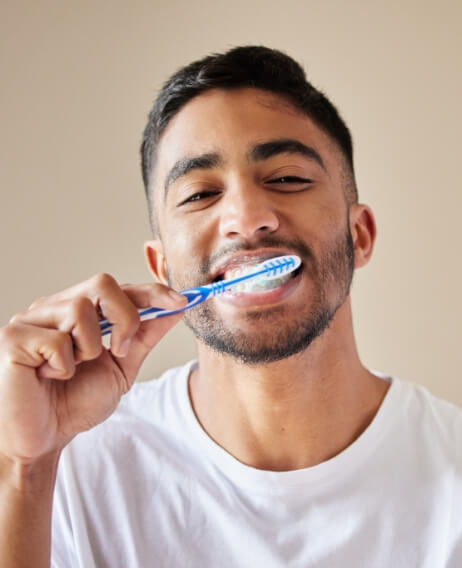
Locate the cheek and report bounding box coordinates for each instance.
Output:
[287,199,340,247]
[161,223,210,288]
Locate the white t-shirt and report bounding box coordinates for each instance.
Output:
[51,361,462,567]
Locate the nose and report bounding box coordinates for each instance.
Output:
[218,182,280,239]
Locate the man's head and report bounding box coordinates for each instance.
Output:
[141,45,358,231]
[142,47,375,365]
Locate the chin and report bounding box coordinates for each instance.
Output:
[184,300,336,366]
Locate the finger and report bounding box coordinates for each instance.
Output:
[0,323,75,380]
[26,274,117,309]
[120,282,187,310]
[11,297,103,365]
[99,284,187,381]
[112,308,185,381]
[113,283,187,358]
[21,276,187,359]
[28,277,185,311]
[25,274,139,358]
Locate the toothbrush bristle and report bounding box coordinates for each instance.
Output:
[261,255,300,280]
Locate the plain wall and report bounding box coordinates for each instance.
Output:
[1,0,461,403]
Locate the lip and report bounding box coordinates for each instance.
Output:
[210,249,297,281]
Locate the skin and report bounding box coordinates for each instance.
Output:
[145,87,390,471]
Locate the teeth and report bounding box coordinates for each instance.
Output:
[224,268,293,294]
[223,266,249,280]
[223,263,266,281]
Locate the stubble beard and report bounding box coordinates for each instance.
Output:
[177,226,355,366]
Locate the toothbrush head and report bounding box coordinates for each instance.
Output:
[207,254,302,296]
[228,254,302,288]
[258,255,302,280]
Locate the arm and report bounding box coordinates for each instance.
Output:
[0,451,60,568]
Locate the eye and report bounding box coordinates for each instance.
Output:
[177,190,221,207]
[265,175,314,192]
[267,176,313,184]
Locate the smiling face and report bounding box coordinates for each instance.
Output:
[145,87,371,364]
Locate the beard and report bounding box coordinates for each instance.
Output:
[167,224,355,366]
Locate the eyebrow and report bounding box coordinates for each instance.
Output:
[249,138,326,171]
[163,138,326,199]
[164,153,223,197]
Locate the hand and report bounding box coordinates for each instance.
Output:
[0,274,187,464]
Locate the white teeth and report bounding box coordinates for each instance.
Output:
[223,266,248,280]
[224,269,293,294]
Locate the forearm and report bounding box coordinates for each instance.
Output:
[0,451,61,568]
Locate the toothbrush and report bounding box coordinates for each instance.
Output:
[99,254,301,336]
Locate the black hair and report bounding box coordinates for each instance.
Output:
[141,45,357,226]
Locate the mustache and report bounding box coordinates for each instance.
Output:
[197,236,314,282]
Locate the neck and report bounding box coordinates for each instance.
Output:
[188,299,389,471]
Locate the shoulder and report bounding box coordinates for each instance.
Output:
[393,376,462,465]
[402,379,462,431]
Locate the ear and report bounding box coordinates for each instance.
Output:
[144,239,168,284]
[349,204,377,269]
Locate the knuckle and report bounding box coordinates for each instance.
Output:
[9,310,28,324]
[68,296,94,319]
[0,324,14,345]
[27,296,46,310]
[91,272,117,291]
[0,323,23,345]
[0,324,23,362]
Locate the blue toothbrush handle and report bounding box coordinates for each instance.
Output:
[99,288,209,337]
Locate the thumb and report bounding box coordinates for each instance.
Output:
[113,308,186,383]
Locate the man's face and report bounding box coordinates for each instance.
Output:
[149,87,356,364]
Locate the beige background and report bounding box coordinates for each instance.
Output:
[1,1,461,403]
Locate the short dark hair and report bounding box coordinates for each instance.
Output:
[141,45,357,227]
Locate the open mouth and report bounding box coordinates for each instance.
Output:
[213,260,303,295]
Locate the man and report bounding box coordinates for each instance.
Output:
[0,46,461,567]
